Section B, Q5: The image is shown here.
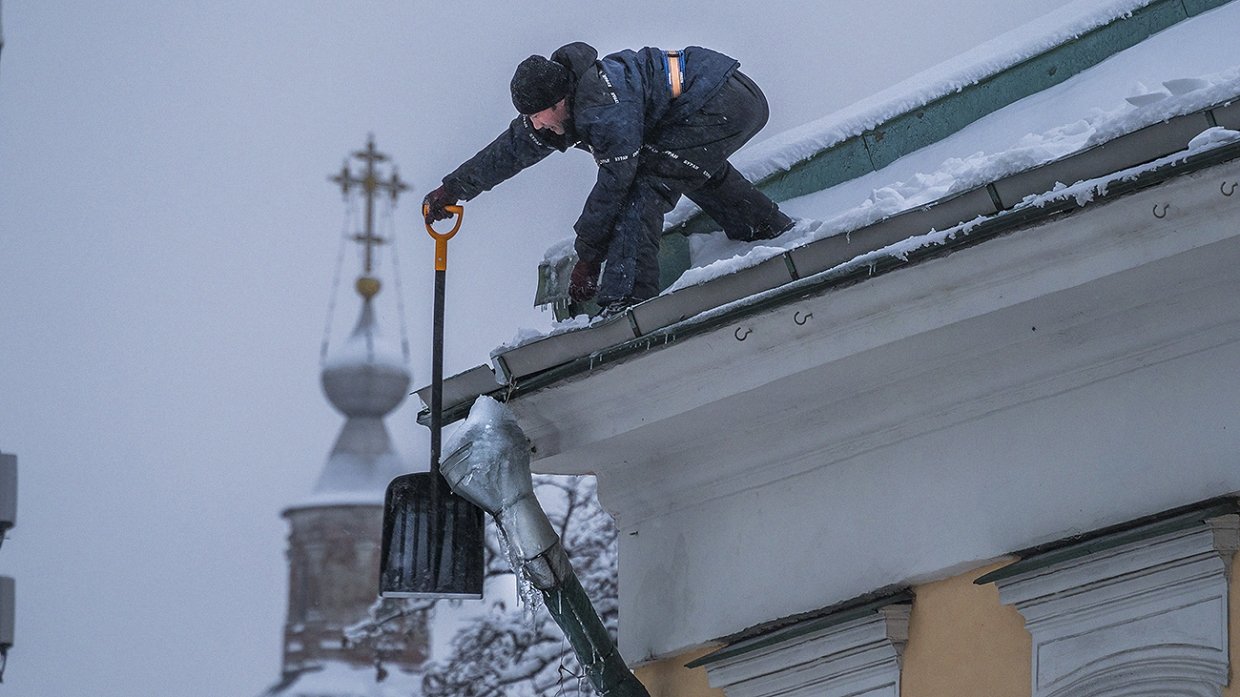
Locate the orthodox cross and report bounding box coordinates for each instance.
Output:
[330,135,410,279]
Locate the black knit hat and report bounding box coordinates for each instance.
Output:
[510,55,571,114]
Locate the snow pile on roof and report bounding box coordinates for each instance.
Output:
[672,1,1240,291]
[666,0,1179,228]
[495,315,592,356]
[687,124,1239,330]
[1023,125,1240,207]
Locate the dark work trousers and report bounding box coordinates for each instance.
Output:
[595,70,790,305]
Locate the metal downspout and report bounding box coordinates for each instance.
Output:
[439,397,650,697]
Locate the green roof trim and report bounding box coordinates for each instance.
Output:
[757,135,876,208]
[537,0,1234,315]
[974,496,1240,586]
[684,589,913,670]
[863,0,1183,171]
[657,232,691,291]
[1185,0,1234,15]
[674,0,1202,217]
[691,0,1202,212]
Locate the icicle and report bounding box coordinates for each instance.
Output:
[495,525,543,623]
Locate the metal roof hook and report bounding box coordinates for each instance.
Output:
[735,326,753,341]
[1222,181,1237,197]
[794,311,813,326]
[1152,203,1170,219]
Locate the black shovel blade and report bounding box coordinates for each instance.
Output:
[379,472,485,599]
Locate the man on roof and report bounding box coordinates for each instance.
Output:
[423,42,795,316]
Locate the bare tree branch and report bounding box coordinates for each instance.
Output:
[343,475,617,697]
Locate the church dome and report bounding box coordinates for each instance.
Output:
[321,297,411,418]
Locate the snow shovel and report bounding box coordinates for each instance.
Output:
[379,204,485,599]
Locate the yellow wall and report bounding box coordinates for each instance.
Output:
[901,558,1031,697]
[634,645,725,697]
[634,552,1240,697]
[902,552,1240,697]
[629,560,1039,697]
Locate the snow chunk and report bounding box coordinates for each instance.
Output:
[542,235,577,263]
[442,395,520,476]
[1188,125,1240,150]
[493,315,592,354]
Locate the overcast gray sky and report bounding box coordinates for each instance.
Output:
[0,1,1071,695]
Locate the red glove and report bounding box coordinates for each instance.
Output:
[423,184,459,224]
[569,258,601,303]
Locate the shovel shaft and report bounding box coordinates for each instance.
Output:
[430,268,447,470]
[425,202,460,464]
[428,267,447,576]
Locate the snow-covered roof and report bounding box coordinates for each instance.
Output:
[671,0,1228,220]
[419,0,1240,426]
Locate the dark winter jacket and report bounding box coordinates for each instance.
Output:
[442,42,740,262]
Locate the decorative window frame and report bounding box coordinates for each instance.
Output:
[693,595,911,697]
[986,511,1239,697]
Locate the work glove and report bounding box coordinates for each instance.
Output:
[568,258,601,303]
[423,184,459,224]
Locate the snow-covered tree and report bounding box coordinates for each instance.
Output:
[346,475,617,696]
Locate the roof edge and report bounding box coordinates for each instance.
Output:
[424,136,1240,428]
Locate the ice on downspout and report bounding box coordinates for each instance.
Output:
[441,397,650,697]
[492,514,545,621]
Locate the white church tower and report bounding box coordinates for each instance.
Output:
[259,138,428,696]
